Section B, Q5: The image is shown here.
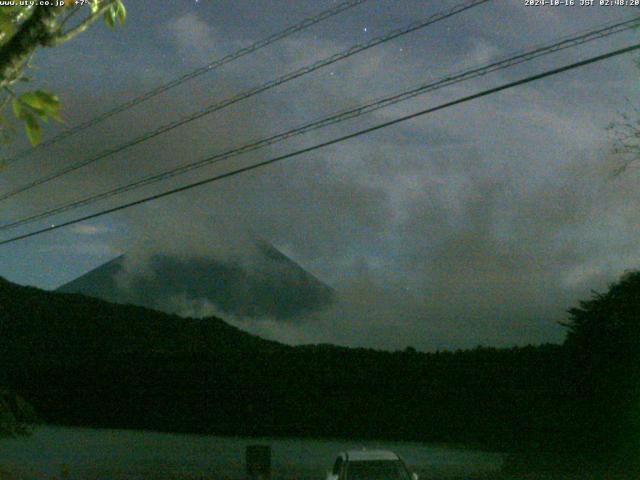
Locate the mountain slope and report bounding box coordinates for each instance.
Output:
[1,275,283,357]
[57,241,334,321]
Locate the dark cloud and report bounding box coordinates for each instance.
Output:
[0,0,638,350]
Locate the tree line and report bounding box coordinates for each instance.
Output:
[0,271,638,475]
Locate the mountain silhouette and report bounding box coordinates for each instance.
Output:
[57,240,334,321]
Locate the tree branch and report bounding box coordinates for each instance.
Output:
[0,7,61,88]
[56,5,82,33]
[49,1,117,47]
[0,6,36,45]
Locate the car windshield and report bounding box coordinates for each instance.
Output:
[346,460,411,480]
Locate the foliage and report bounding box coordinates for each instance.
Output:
[0,276,568,449]
[0,0,127,437]
[0,388,37,437]
[10,89,61,145]
[561,271,640,473]
[608,105,640,176]
[0,272,637,473]
[563,270,640,356]
[0,1,126,146]
[608,48,640,176]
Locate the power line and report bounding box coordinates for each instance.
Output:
[1,42,637,247]
[3,0,370,166]
[0,0,491,203]
[1,16,637,232]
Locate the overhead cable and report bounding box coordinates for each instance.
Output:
[0,0,491,201]
[1,42,637,246]
[3,0,371,165]
[2,16,637,232]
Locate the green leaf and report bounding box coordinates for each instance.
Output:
[104,6,117,29]
[116,1,126,25]
[103,1,125,29]
[11,98,24,120]
[23,113,41,146]
[103,10,115,29]
[20,90,58,111]
[19,91,61,122]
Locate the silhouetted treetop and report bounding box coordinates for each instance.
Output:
[563,270,640,358]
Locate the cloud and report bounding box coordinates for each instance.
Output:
[70,224,110,236]
[165,12,238,64]
[1,0,638,350]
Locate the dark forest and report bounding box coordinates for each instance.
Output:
[1,272,638,475]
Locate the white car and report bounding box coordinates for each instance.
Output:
[326,449,419,480]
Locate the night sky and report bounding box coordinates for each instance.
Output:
[0,0,638,350]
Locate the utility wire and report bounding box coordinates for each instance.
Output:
[0,0,491,202]
[1,42,638,247]
[3,0,370,165]
[1,16,637,232]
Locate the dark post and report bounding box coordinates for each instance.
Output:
[246,444,271,480]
